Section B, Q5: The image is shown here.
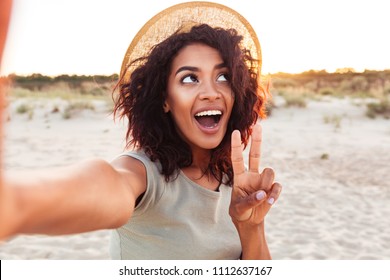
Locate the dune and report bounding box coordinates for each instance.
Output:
[1,96,389,259]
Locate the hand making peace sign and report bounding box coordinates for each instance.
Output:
[229,124,282,225]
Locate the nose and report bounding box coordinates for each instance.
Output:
[198,80,220,101]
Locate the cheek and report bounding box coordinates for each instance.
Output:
[165,96,191,127]
[166,88,194,114]
[225,92,235,112]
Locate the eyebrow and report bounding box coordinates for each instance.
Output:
[174,63,227,76]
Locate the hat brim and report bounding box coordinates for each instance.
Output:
[120,1,261,83]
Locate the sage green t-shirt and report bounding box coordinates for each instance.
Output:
[109,150,241,259]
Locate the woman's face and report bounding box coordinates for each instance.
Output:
[165,43,234,153]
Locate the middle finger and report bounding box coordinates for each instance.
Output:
[249,124,262,173]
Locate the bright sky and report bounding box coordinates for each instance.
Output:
[1,0,389,76]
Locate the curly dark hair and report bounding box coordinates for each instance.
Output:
[113,24,267,186]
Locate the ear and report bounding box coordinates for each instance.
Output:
[163,101,170,113]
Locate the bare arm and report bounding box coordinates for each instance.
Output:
[0,0,13,239]
[234,221,270,259]
[0,0,12,60]
[0,1,148,240]
[0,156,147,239]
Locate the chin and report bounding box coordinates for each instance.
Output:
[199,134,226,150]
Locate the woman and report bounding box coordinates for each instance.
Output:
[0,2,281,259]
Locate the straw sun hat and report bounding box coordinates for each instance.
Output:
[120,1,261,83]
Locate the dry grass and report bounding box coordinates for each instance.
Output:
[9,81,113,102]
[323,114,343,130]
[15,103,34,120]
[366,99,390,119]
[62,101,95,119]
[269,70,390,118]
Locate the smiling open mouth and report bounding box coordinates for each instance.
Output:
[194,110,222,128]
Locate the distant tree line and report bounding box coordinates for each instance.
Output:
[269,69,390,87]
[268,69,390,97]
[5,73,119,91]
[3,69,390,96]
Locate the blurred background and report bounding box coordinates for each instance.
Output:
[1,0,389,260]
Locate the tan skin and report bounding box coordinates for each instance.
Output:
[0,0,13,238]
[0,43,281,260]
[0,0,12,61]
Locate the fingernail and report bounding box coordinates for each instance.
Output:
[267,197,275,205]
[256,191,266,200]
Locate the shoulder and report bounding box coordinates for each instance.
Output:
[111,152,147,177]
[110,150,150,201]
[111,150,167,215]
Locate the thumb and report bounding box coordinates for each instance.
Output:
[246,190,267,208]
[233,190,267,220]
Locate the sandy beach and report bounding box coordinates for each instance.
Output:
[1,95,390,260]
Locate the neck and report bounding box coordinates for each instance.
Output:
[181,148,221,190]
[190,147,212,172]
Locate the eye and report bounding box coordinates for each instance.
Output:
[181,74,198,84]
[217,73,229,82]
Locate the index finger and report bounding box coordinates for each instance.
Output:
[248,124,262,172]
[231,130,245,176]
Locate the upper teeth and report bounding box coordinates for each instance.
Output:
[195,110,222,117]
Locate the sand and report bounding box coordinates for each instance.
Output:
[1,96,390,260]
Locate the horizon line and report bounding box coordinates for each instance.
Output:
[2,68,390,78]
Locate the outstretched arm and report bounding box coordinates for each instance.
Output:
[0,0,12,61]
[229,124,282,259]
[0,0,13,239]
[0,157,147,239]
[0,0,145,241]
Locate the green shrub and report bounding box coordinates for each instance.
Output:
[16,103,30,114]
[366,99,390,119]
[284,95,307,108]
[319,87,336,96]
[62,101,95,119]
